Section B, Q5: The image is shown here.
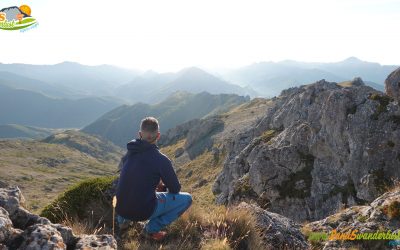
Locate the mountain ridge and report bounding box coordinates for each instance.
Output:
[83,91,250,147]
[222,57,397,96]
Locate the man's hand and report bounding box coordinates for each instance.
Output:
[156,180,167,192]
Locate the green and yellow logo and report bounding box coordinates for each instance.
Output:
[0,5,38,31]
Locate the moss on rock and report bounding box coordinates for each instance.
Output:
[233,174,257,198]
[40,176,116,223]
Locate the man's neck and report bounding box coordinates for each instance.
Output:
[141,138,157,145]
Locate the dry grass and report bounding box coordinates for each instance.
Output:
[161,141,225,211]
[61,214,107,235]
[119,205,262,250]
[201,238,231,250]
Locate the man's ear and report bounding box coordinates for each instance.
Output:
[138,131,142,139]
[157,132,161,140]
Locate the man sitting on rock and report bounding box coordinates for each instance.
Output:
[116,117,192,241]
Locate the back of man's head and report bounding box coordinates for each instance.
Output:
[140,117,160,143]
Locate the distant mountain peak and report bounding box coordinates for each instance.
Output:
[56,61,82,66]
[141,70,159,78]
[342,57,363,63]
[179,67,208,75]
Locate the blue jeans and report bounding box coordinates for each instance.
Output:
[117,192,192,233]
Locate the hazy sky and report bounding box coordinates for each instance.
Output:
[1,0,399,72]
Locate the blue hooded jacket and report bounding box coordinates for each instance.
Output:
[116,139,181,221]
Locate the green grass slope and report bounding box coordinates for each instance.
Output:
[0,139,120,213]
[41,130,123,163]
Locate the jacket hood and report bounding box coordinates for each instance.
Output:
[127,139,157,154]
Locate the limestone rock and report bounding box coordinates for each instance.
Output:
[237,202,309,249]
[0,187,117,249]
[350,77,365,86]
[174,147,184,158]
[19,224,66,250]
[158,119,200,147]
[385,67,400,101]
[0,187,25,216]
[0,208,13,243]
[75,235,117,249]
[213,79,400,222]
[184,116,224,159]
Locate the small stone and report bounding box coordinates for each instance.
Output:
[174,147,184,158]
[185,170,193,178]
[193,179,207,188]
[75,234,117,250]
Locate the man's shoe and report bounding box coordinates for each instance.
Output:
[147,231,167,241]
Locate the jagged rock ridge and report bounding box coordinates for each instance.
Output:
[213,77,400,222]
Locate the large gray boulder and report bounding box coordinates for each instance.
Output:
[238,202,309,249]
[0,187,117,249]
[18,224,66,250]
[213,79,400,222]
[385,67,400,101]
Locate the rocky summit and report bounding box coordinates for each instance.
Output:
[0,187,117,250]
[213,77,400,222]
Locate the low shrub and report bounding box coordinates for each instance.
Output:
[40,176,116,226]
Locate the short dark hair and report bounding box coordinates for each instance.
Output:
[140,117,159,134]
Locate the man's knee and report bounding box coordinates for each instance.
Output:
[179,192,192,207]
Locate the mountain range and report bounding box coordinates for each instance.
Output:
[83,91,249,147]
[222,57,397,96]
[116,67,256,103]
[0,84,123,128]
[0,62,139,98]
[0,57,397,134]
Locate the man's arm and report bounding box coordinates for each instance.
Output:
[117,152,130,172]
[160,159,181,194]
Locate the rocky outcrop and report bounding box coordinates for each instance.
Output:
[304,189,400,249]
[213,79,400,222]
[159,116,224,160]
[385,67,400,101]
[0,187,117,249]
[158,119,200,147]
[184,116,224,159]
[238,202,309,249]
